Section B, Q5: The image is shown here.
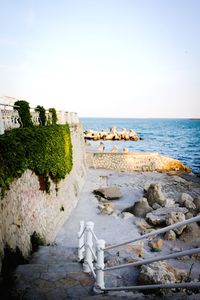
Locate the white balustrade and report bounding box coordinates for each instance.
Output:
[0,103,79,134]
[31,111,40,126]
[1,108,21,131]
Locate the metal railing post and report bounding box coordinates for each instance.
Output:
[78,220,85,261]
[94,239,105,292]
[83,221,94,273]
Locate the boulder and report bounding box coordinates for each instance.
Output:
[146,207,188,226]
[194,195,200,213]
[111,145,118,153]
[178,193,193,206]
[98,203,114,215]
[145,183,166,207]
[123,197,152,218]
[185,212,194,219]
[166,212,186,235]
[165,198,175,208]
[121,212,133,220]
[139,261,187,285]
[93,187,121,200]
[164,230,176,241]
[184,199,196,211]
[152,203,161,210]
[97,142,105,152]
[105,133,114,140]
[148,238,164,252]
[179,222,200,243]
[110,126,117,135]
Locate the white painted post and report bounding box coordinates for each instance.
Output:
[94,239,105,292]
[0,108,4,135]
[78,220,85,261]
[83,221,94,273]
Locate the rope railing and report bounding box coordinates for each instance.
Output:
[78,216,200,293]
[102,282,200,292]
[105,215,200,250]
[104,247,200,272]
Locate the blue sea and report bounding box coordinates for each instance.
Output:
[81,118,200,174]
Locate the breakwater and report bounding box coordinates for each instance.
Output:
[84,127,141,141]
[86,151,191,172]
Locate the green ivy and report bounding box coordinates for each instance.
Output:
[49,108,58,125]
[35,105,46,126]
[14,100,33,128]
[0,125,72,196]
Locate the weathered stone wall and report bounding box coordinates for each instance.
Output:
[0,123,87,267]
[86,152,190,172]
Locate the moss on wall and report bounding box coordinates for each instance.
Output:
[0,125,72,195]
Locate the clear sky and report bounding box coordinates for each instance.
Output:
[0,0,199,117]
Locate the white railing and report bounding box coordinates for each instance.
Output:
[78,221,105,292]
[78,215,200,293]
[30,111,40,126]
[0,104,79,135]
[57,111,79,125]
[0,103,21,134]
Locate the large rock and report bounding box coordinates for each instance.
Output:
[139,261,187,285]
[164,230,176,240]
[179,222,200,243]
[194,195,200,213]
[93,187,121,200]
[145,183,166,207]
[123,197,152,218]
[178,193,193,206]
[146,207,188,226]
[166,212,186,235]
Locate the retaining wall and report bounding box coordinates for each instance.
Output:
[0,123,87,269]
[86,152,190,172]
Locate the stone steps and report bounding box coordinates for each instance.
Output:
[14,245,200,299]
[30,245,77,264]
[14,245,143,299]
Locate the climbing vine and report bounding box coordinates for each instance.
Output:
[0,125,72,196]
[14,100,33,128]
[35,105,46,126]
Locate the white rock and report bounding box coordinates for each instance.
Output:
[166,212,186,235]
[178,193,193,206]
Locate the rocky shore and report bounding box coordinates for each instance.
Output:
[55,168,200,298]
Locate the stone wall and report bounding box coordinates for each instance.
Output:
[86,152,190,172]
[0,123,87,269]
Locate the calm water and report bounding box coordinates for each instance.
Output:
[81,118,200,174]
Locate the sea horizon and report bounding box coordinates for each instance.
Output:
[81,117,200,174]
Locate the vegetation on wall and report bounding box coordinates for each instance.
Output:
[49,108,58,125]
[35,105,46,126]
[0,124,72,196]
[14,100,33,128]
